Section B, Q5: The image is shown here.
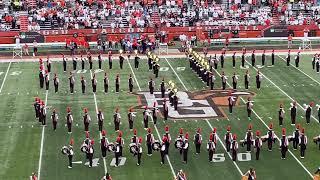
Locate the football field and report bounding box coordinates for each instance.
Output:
[0,53,319,180]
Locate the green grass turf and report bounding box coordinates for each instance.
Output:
[0,54,319,179]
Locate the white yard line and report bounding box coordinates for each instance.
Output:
[165,57,244,176]
[277,55,320,86]
[0,62,12,93]
[37,90,48,180]
[89,70,108,174]
[126,58,176,178]
[212,69,314,179]
[245,59,319,123]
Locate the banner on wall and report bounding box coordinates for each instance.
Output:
[19,32,45,43]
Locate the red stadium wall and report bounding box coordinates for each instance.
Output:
[0,25,319,44]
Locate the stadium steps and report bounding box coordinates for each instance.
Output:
[151,11,160,26]
[27,0,37,8]
[19,11,28,32]
[272,11,280,25]
[39,21,53,30]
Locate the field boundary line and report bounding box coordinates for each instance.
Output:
[245,59,319,123]
[164,57,244,176]
[126,57,177,179]
[89,70,108,174]
[213,67,314,179]
[277,55,320,86]
[0,62,11,93]
[37,90,48,180]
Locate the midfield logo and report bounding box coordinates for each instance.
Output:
[137,90,255,120]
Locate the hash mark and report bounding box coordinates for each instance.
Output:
[268,117,272,119]
[9,126,11,128]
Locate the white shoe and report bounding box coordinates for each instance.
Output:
[68,166,72,169]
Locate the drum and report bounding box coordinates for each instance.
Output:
[129,143,137,154]
[152,140,161,151]
[261,135,268,142]
[288,135,294,142]
[240,140,246,147]
[80,143,88,153]
[174,139,184,149]
[61,146,69,155]
[313,137,320,144]
[107,143,116,152]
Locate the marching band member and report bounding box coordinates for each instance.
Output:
[160,78,166,98]
[251,50,256,67]
[101,173,112,180]
[290,101,297,125]
[83,108,91,132]
[232,52,236,68]
[228,92,236,114]
[88,52,93,70]
[244,70,250,90]
[131,129,138,144]
[69,72,75,94]
[51,109,58,131]
[207,133,215,162]
[292,124,301,150]
[317,104,320,123]
[160,136,167,164]
[214,54,218,69]
[39,65,44,89]
[209,73,215,90]
[194,128,202,154]
[304,102,313,124]
[254,131,262,160]
[30,172,38,180]
[62,55,67,72]
[221,71,227,90]
[44,70,49,90]
[97,109,104,132]
[134,54,140,69]
[148,54,153,71]
[220,52,225,68]
[98,52,103,69]
[53,73,59,93]
[40,100,46,126]
[143,106,149,129]
[316,55,320,73]
[312,54,316,70]
[81,76,86,94]
[146,128,155,156]
[34,97,40,120]
[88,139,95,168]
[100,130,108,158]
[255,71,262,90]
[261,50,266,66]
[119,52,124,69]
[115,74,120,93]
[68,139,74,168]
[244,168,257,180]
[114,138,121,167]
[81,54,85,70]
[104,72,109,94]
[231,134,238,161]
[182,133,189,163]
[286,50,291,66]
[72,57,77,70]
[108,51,112,69]
[280,128,289,160]
[177,128,184,155]
[247,97,254,120]
[211,128,218,146]
[279,103,285,126]
[224,126,232,152]
[232,72,238,90]
[295,51,300,67]
[163,125,171,155]
[245,124,254,152]
[128,74,134,93]
[266,123,275,151]
[128,108,135,130]
[241,49,246,68]
[117,131,124,157]
[91,73,97,93]
[154,63,160,78]
[176,169,187,180]
[299,128,308,159]
[149,78,155,94]
[66,107,73,134]
[163,99,169,121]
[136,137,143,166]
[152,102,159,125]
[113,108,121,131]
[271,49,275,66]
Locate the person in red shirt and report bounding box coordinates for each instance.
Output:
[288,34,293,49]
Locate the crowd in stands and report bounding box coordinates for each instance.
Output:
[0,0,320,31]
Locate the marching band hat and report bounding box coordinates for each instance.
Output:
[67,107,71,112]
[85,131,90,138]
[213,127,217,133]
[282,128,286,136]
[165,125,169,132]
[185,133,189,140]
[147,128,152,133]
[133,129,137,136]
[118,131,123,137]
[197,128,201,134]
[256,130,260,136]
[102,130,106,137]
[179,128,183,135]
